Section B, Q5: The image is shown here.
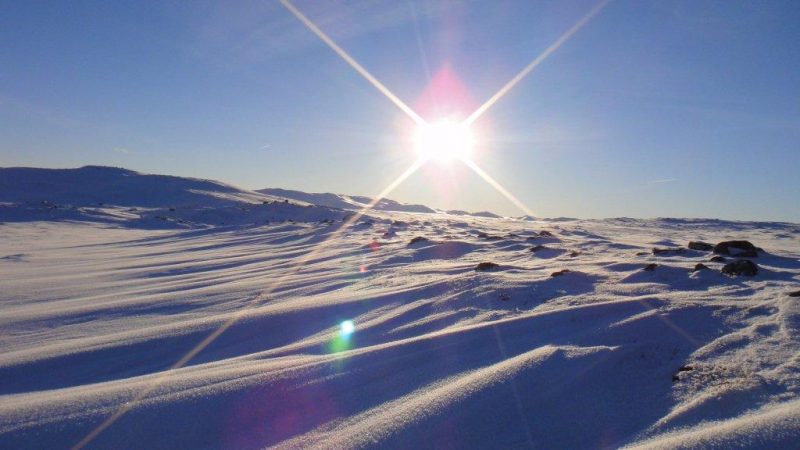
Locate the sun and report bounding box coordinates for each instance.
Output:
[413,119,475,163]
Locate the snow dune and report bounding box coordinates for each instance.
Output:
[1,167,799,448]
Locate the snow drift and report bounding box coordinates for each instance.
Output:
[1,166,799,449]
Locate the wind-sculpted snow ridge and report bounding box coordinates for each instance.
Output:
[1,172,800,449]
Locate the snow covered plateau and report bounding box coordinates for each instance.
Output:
[1,166,799,449]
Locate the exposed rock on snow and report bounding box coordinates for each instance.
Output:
[714,240,759,256]
[477,232,502,241]
[653,247,686,255]
[672,365,694,382]
[688,241,714,251]
[474,262,500,271]
[721,259,759,276]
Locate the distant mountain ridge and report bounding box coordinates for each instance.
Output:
[0,165,501,218]
[0,166,505,228]
[258,187,509,218]
[0,165,271,208]
[0,166,343,228]
[258,187,438,215]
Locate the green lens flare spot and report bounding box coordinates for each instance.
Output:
[340,320,355,336]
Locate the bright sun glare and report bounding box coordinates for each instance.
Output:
[414,120,475,163]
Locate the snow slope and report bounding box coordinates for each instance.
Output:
[1,168,799,449]
[0,166,348,228]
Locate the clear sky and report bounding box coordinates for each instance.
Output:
[2,0,798,221]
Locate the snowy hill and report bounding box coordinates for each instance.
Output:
[1,166,800,449]
[259,187,503,218]
[0,165,269,207]
[0,166,349,228]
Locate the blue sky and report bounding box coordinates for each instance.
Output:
[2,0,798,221]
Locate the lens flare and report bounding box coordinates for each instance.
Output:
[340,320,355,337]
[414,120,475,163]
[72,1,620,446]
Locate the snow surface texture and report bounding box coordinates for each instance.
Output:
[1,167,799,449]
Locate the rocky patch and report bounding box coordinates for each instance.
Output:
[688,241,714,251]
[475,262,500,272]
[652,247,685,256]
[672,365,694,382]
[714,240,758,257]
[721,259,758,276]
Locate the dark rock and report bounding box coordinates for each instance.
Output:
[475,262,500,272]
[636,252,649,256]
[529,245,547,253]
[721,259,758,276]
[688,241,714,251]
[672,365,694,382]
[551,269,570,277]
[652,247,685,255]
[499,292,511,301]
[643,263,658,272]
[408,236,428,245]
[693,263,710,272]
[392,220,408,227]
[709,256,727,263]
[735,249,758,258]
[569,251,581,258]
[539,230,555,237]
[714,240,758,256]
[788,290,800,298]
[477,232,502,241]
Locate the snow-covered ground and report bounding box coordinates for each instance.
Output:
[1,167,799,449]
